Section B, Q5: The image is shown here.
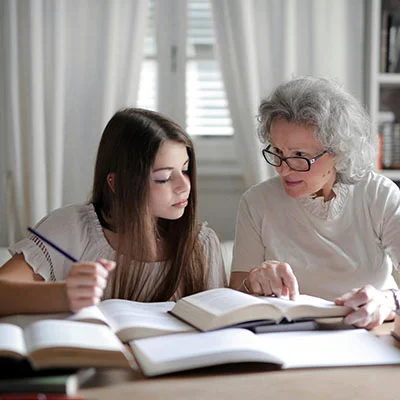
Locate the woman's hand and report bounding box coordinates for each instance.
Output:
[243,260,299,300]
[65,258,116,312]
[335,285,395,329]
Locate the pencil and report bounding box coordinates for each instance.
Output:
[27,227,78,263]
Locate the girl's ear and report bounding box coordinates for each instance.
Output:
[107,173,116,193]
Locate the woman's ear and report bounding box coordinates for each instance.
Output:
[107,173,116,193]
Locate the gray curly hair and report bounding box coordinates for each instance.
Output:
[257,76,377,184]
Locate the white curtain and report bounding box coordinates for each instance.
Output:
[0,0,148,243]
[212,0,365,187]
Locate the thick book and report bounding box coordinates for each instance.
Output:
[170,288,352,331]
[0,368,95,395]
[130,327,400,377]
[0,319,134,370]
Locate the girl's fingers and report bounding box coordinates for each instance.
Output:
[69,297,102,313]
[98,259,116,272]
[69,262,110,279]
[67,286,104,301]
[66,259,115,312]
[66,274,107,289]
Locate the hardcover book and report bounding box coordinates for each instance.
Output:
[169,288,351,331]
[0,319,134,370]
[131,328,400,377]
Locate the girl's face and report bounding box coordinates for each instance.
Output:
[149,141,191,220]
[270,118,336,201]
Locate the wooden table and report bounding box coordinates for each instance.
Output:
[79,322,400,400]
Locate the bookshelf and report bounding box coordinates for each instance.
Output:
[365,0,400,182]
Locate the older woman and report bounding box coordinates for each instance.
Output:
[230,76,400,329]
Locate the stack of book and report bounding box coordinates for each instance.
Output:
[1,288,400,379]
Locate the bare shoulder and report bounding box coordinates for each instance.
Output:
[0,253,43,281]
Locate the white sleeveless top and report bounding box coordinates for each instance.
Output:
[10,203,227,301]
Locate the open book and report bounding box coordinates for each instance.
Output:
[170,288,352,331]
[67,298,195,341]
[0,319,134,370]
[130,327,400,377]
[0,299,195,343]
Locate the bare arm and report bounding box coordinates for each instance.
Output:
[0,254,69,316]
[0,254,115,316]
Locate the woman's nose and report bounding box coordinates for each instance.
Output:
[175,174,190,193]
[277,161,292,176]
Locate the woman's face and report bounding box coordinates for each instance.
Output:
[149,141,191,220]
[270,118,336,201]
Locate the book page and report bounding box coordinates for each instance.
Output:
[67,305,110,326]
[179,288,273,316]
[256,294,350,320]
[0,323,27,358]
[171,288,285,331]
[68,298,176,329]
[110,312,195,341]
[95,299,184,339]
[23,320,126,354]
[256,329,400,368]
[131,328,283,377]
[98,298,176,319]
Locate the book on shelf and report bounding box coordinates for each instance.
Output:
[379,121,394,169]
[391,123,400,168]
[169,288,351,332]
[381,9,400,73]
[130,327,400,377]
[0,319,134,370]
[387,12,400,73]
[0,367,95,396]
[381,8,390,73]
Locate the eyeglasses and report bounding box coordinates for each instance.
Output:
[262,145,328,172]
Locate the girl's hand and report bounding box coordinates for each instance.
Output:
[65,258,116,312]
[335,285,395,329]
[244,260,299,300]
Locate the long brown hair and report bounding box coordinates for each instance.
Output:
[90,108,207,301]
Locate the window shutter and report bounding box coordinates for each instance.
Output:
[186,0,233,136]
[136,0,157,111]
[137,0,233,137]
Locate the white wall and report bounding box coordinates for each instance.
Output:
[198,174,245,241]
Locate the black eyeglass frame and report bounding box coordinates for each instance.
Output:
[262,145,328,172]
